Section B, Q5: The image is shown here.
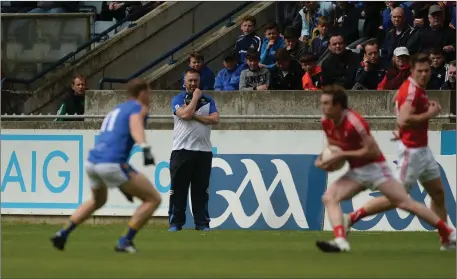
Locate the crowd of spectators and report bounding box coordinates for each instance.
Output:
[3,1,453,120]
[183,1,456,93]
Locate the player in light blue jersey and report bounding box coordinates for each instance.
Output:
[51,78,162,254]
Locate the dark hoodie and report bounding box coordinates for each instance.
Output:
[321,50,360,89]
[268,59,304,90]
[354,61,387,90]
[56,89,85,121]
[428,64,448,90]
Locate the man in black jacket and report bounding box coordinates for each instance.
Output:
[268,48,304,90]
[354,42,386,90]
[419,5,456,62]
[321,34,360,89]
[56,74,86,121]
[381,7,420,65]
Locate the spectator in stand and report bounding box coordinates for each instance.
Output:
[276,2,300,34]
[239,49,269,91]
[283,26,308,61]
[441,60,456,90]
[214,53,247,91]
[410,2,433,28]
[56,74,86,122]
[294,1,322,46]
[321,33,359,89]
[441,60,456,121]
[428,48,449,90]
[419,5,456,62]
[381,7,420,67]
[332,1,360,44]
[268,48,304,90]
[182,52,215,90]
[300,52,322,90]
[354,42,387,90]
[381,2,413,33]
[293,2,334,45]
[360,2,385,40]
[377,47,411,90]
[260,23,285,69]
[310,16,330,59]
[235,15,262,64]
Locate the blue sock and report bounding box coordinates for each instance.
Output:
[124,227,137,241]
[59,221,77,238]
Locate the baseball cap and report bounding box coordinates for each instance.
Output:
[429,5,443,15]
[393,47,410,57]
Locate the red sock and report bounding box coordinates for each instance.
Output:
[436,220,452,242]
[349,208,367,224]
[333,225,345,239]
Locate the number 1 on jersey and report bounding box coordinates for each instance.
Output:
[100,108,121,132]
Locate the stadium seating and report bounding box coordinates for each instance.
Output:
[4,2,259,115]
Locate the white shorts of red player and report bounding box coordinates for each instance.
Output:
[395,141,441,190]
[342,161,393,190]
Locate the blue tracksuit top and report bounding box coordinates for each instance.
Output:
[214,63,248,91]
[260,37,286,69]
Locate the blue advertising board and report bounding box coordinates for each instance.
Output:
[1,134,84,209]
[184,154,327,230]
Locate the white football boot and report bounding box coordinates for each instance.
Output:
[316,237,351,253]
[440,229,456,251]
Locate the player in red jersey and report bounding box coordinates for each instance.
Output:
[314,84,455,253]
[343,53,456,251]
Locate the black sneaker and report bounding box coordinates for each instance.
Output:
[50,233,67,251]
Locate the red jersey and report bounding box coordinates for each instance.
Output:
[321,109,386,169]
[395,77,429,148]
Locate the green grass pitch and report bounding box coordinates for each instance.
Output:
[2,222,455,278]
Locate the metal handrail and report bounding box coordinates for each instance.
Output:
[0,4,164,90]
[1,114,455,120]
[98,1,253,90]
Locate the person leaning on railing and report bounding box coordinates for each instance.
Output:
[55,73,86,122]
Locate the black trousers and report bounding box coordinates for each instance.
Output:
[168,149,213,227]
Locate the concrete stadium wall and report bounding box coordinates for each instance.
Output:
[84,89,452,117]
[2,120,454,131]
[21,1,253,115]
[3,90,454,131]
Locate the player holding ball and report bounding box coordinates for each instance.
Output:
[314,84,456,253]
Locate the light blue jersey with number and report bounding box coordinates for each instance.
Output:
[88,100,147,164]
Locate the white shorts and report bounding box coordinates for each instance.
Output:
[395,142,440,190]
[342,161,393,191]
[85,161,136,189]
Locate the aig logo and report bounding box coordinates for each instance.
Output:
[184,154,327,230]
